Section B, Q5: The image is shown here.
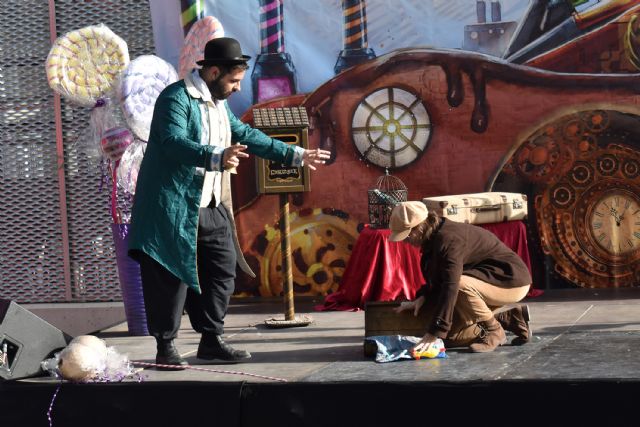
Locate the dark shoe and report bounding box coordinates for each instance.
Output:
[469,317,507,353]
[155,339,188,371]
[495,304,532,345]
[197,334,251,361]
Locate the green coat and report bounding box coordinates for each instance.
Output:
[128,77,298,293]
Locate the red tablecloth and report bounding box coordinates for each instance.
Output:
[317,221,541,311]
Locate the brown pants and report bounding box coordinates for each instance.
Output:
[423,275,530,348]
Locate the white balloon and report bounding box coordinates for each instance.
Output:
[70,335,108,355]
[58,343,106,381]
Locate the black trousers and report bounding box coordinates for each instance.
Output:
[139,203,237,341]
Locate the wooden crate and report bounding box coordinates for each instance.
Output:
[364,301,430,357]
[364,301,430,337]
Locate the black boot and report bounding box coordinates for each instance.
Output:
[197,334,251,361]
[155,339,188,370]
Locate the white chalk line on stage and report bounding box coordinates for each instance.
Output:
[494,304,595,380]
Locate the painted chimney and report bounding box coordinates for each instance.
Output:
[491,1,502,22]
[180,0,205,36]
[251,0,297,104]
[477,0,487,24]
[334,0,376,74]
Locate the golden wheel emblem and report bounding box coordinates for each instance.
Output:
[351,87,431,169]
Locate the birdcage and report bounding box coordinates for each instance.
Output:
[367,170,408,228]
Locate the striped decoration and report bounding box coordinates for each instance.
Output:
[259,0,285,54]
[181,0,205,37]
[341,0,369,50]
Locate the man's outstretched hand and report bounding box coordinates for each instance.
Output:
[222,146,330,170]
[302,148,331,170]
[223,144,249,169]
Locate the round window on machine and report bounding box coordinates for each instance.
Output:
[351,87,432,169]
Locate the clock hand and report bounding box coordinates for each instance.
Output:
[619,204,630,222]
[613,206,624,225]
[603,202,615,216]
[612,211,622,226]
[603,202,621,223]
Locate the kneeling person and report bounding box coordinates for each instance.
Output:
[390,201,532,353]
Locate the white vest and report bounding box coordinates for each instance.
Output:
[186,71,232,208]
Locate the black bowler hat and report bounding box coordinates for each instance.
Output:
[196,37,251,66]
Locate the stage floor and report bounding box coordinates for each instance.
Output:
[5,287,640,426]
[20,286,640,383]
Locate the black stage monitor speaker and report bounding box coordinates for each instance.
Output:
[0,299,71,380]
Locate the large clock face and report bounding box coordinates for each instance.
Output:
[589,192,640,255]
[504,109,640,288]
[351,87,432,169]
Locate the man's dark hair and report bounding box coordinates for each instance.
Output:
[205,62,250,77]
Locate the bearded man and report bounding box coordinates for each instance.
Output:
[128,37,329,369]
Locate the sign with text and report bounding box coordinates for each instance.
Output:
[257,129,310,194]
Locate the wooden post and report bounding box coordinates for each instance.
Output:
[280,193,295,320]
[264,192,311,328]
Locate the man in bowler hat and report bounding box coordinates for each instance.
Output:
[128,37,330,368]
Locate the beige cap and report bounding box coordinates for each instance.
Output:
[388,201,429,242]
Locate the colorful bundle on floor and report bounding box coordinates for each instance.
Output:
[365,335,447,363]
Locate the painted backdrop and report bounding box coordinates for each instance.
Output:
[150,0,640,294]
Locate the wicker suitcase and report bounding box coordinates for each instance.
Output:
[422,192,527,224]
